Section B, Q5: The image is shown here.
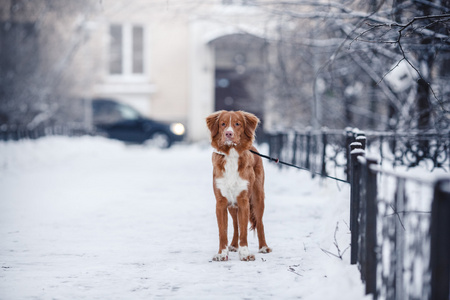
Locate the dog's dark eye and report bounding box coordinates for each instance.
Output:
[221,122,226,127]
[235,123,240,126]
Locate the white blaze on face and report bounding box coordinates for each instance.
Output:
[226,117,233,134]
[224,117,234,145]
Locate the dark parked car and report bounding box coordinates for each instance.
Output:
[92,98,185,148]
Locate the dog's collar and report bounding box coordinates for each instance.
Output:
[213,149,227,156]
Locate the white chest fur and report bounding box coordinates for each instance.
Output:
[215,148,249,205]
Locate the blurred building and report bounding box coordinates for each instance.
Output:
[86,0,272,141]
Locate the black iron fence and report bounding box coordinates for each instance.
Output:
[0,124,91,141]
[267,128,450,182]
[350,140,450,300]
[267,129,350,181]
[364,131,450,172]
[267,128,450,300]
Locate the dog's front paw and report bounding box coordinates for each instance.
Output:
[259,246,272,253]
[212,249,229,261]
[239,246,255,261]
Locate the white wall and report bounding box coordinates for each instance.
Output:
[188,20,215,142]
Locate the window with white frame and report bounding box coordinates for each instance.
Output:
[109,24,145,77]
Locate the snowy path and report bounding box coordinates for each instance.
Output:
[0,137,368,299]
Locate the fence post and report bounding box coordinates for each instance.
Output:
[305,130,311,171]
[345,128,353,182]
[299,133,305,168]
[430,178,450,300]
[321,128,328,178]
[447,132,450,172]
[269,133,279,161]
[350,142,364,265]
[365,157,378,297]
[292,133,298,166]
[394,179,406,300]
[277,133,283,162]
[379,135,384,165]
[356,134,366,151]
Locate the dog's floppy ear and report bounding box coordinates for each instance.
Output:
[242,111,260,141]
[206,111,224,138]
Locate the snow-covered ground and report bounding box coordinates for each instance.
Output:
[0,136,369,299]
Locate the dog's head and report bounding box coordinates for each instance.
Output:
[206,110,260,152]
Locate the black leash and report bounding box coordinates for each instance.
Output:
[249,149,348,184]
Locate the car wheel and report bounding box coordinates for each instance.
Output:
[146,132,172,149]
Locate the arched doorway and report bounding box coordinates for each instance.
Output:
[210,34,267,141]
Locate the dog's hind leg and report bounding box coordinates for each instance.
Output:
[251,189,272,253]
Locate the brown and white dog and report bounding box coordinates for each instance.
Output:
[206,110,271,261]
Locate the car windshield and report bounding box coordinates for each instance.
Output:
[93,101,142,124]
[118,105,140,120]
